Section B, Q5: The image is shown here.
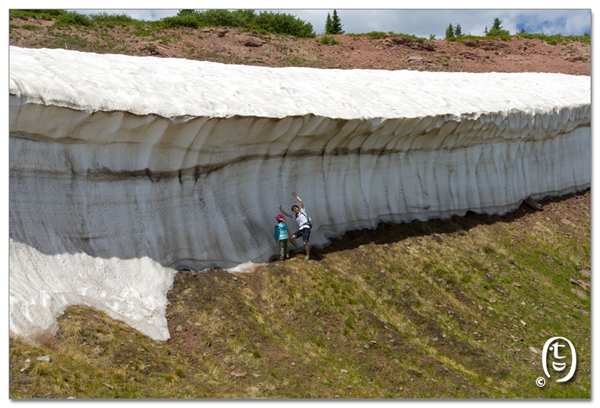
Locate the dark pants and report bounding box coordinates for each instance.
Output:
[293,228,311,242]
[278,239,288,260]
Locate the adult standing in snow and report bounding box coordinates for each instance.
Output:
[279,192,312,260]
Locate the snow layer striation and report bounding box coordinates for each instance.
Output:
[9,46,590,344]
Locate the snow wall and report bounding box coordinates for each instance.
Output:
[9,46,591,344]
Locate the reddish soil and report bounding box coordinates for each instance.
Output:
[9,16,590,76]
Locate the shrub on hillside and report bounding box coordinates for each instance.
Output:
[55,11,93,28]
[318,35,339,46]
[10,9,67,19]
[170,9,315,38]
[89,12,135,24]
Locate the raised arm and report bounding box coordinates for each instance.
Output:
[279,205,293,218]
[291,192,304,209]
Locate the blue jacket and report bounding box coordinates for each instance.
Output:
[274,222,289,240]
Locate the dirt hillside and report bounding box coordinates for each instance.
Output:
[9,16,590,76]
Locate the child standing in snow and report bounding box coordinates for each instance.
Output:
[274,214,289,261]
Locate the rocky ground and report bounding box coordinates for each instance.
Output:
[9,16,590,76]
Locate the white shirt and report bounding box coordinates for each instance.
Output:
[294,209,310,229]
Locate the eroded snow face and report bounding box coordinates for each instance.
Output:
[9,46,591,344]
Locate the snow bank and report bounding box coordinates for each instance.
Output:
[9,46,590,344]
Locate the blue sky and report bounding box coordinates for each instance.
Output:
[66,4,592,39]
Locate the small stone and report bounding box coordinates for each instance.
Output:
[341,369,349,373]
[561,218,572,225]
[36,356,50,363]
[513,282,522,287]
[571,288,588,299]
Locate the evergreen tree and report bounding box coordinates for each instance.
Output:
[492,18,503,30]
[325,12,332,34]
[325,10,344,34]
[486,17,510,37]
[445,23,454,39]
[454,23,463,37]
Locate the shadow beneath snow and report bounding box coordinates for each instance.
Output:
[311,189,590,260]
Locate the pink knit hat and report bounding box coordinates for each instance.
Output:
[275,214,285,221]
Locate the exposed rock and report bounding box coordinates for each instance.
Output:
[461,51,479,60]
[240,35,265,47]
[479,40,508,51]
[569,277,590,291]
[391,36,435,51]
[524,197,543,211]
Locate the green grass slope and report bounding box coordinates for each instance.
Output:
[9,190,590,399]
